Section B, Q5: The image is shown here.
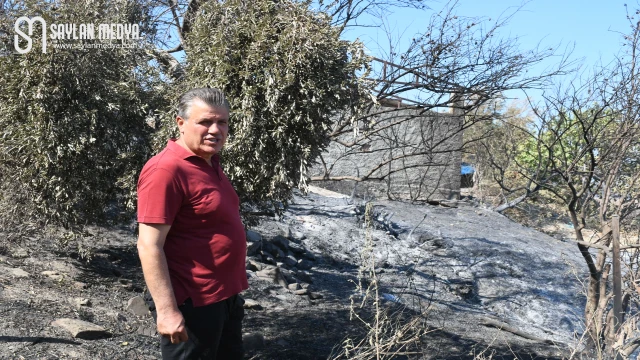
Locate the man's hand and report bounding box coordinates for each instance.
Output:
[157,308,188,344]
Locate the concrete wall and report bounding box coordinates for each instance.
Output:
[311,107,463,201]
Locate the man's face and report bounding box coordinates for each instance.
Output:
[177,99,229,160]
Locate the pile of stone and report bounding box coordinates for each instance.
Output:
[245,230,322,300]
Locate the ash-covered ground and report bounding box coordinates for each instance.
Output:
[0,186,590,359]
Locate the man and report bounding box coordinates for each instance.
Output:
[137,88,248,359]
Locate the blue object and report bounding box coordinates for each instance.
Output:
[461,164,474,175]
[382,293,401,303]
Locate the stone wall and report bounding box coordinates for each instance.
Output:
[311,108,463,201]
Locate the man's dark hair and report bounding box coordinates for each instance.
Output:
[177,88,230,119]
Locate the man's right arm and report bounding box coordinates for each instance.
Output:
[137,223,188,344]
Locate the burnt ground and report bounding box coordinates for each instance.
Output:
[0,186,594,360]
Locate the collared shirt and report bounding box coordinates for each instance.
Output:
[137,139,248,306]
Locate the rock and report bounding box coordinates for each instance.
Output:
[287,283,301,291]
[10,268,30,278]
[283,255,298,268]
[243,299,263,310]
[249,259,264,271]
[260,252,277,265]
[246,230,262,243]
[297,259,313,270]
[288,242,306,255]
[137,325,156,337]
[261,242,275,255]
[246,259,262,272]
[74,298,91,308]
[338,253,350,263]
[288,231,306,242]
[279,269,298,284]
[272,235,290,251]
[73,282,88,289]
[309,292,323,300]
[256,267,288,287]
[294,288,309,296]
[247,241,262,257]
[256,267,278,280]
[265,244,283,258]
[243,332,265,351]
[41,270,63,281]
[296,270,313,284]
[51,318,111,340]
[302,251,316,261]
[127,296,149,316]
[282,269,300,284]
[10,248,28,259]
[274,248,286,259]
[276,274,288,288]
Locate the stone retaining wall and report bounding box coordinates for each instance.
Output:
[311,108,463,201]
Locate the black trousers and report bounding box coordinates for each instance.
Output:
[149,295,245,360]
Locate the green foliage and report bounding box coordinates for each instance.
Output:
[168,0,370,212]
[0,0,163,236]
[515,108,616,174]
[1,0,370,239]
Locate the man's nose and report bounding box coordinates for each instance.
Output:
[208,123,220,133]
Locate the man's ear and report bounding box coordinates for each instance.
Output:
[176,116,185,129]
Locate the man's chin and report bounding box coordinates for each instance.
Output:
[199,146,221,156]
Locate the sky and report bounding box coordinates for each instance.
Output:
[341,0,633,102]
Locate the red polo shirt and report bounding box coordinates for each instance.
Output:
[137,139,248,307]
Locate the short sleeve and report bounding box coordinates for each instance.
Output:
[137,167,184,224]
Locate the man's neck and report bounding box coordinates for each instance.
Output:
[176,137,213,166]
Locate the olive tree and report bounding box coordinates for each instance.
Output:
[153,0,370,214]
[0,0,163,254]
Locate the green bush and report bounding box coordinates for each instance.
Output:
[0,0,163,236]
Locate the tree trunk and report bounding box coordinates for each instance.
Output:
[493,193,528,213]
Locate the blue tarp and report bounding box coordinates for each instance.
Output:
[461,164,474,175]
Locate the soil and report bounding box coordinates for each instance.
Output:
[0,186,593,360]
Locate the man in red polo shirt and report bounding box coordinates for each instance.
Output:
[137,88,248,359]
